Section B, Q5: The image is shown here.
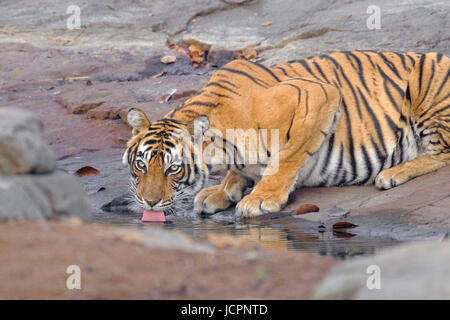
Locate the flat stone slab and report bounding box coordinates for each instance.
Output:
[0,108,55,174]
[0,171,93,221]
[315,240,450,299]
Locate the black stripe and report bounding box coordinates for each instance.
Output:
[347,51,370,93]
[342,101,357,181]
[248,61,281,82]
[338,66,362,119]
[377,66,404,111]
[357,87,388,154]
[392,52,407,71]
[418,60,435,107]
[206,82,240,95]
[272,66,290,77]
[384,113,400,140]
[220,67,268,88]
[183,101,218,108]
[359,145,373,185]
[378,52,402,79]
[280,83,301,106]
[436,68,449,97]
[286,63,302,77]
[209,91,232,99]
[312,61,330,82]
[320,133,335,175]
[370,136,386,171]
[418,54,426,97]
[290,59,321,80]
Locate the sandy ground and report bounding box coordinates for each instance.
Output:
[0,220,335,299]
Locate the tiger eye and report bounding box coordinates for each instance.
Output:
[136,160,146,170]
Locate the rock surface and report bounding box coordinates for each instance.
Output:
[0,171,92,221]
[315,240,450,299]
[1,0,448,62]
[0,108,55,174]
[0,220,335,299]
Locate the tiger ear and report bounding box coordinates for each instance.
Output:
[188,115,210,140]
[127,108,150,136]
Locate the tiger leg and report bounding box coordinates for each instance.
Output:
[194,170,248,214]
[375,153,450,189]
[236,79,342,218]
[376,52,450,190]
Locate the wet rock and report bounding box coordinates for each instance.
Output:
[0,108,55,174]
[315,240,450,299]
[0,171,92,221]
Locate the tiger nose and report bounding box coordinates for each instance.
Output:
[146,199,161,207]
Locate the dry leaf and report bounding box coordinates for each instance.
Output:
[261,21,272,27]
[242,45,258,60]
[74,166,100,177]
[188,43,202,53]
[86,80,93,86]
[160,55,177,64]
[296,204,320,215]
[187,43,204,67]
[332,221,358,229]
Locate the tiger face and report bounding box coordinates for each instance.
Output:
[122,108,209,214]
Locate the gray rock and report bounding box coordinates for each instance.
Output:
[315,240,450,299]
[0,171,93,221]
[0,108,56,174]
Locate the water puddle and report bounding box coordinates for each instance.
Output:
[94,209,400,259]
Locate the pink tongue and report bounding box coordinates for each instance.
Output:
[142,210,166,222]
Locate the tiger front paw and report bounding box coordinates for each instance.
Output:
[375,167,410,190]
[236,192,287,218]
[194,185,232,215]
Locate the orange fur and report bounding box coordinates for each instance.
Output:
[124,51,450,217]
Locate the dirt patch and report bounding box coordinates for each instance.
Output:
[0,220,335,299]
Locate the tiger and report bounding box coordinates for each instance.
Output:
[123,50,450,218]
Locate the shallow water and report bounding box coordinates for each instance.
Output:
[94,209,400,259]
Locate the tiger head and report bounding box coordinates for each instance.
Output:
[122,108,210,214]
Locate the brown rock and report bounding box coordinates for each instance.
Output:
[332,222,358,229]
[296,204,320,215]
[160,55,177,64]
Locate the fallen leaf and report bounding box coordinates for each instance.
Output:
[296,203,320,215]
[74,166,100,177]
[242,45,258,60]
[332,221,358,229]
[188,43,202,53]
[261,21,272,27]
[187,43,205,67]
[160,55,177,64]
[86,80,93,86]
